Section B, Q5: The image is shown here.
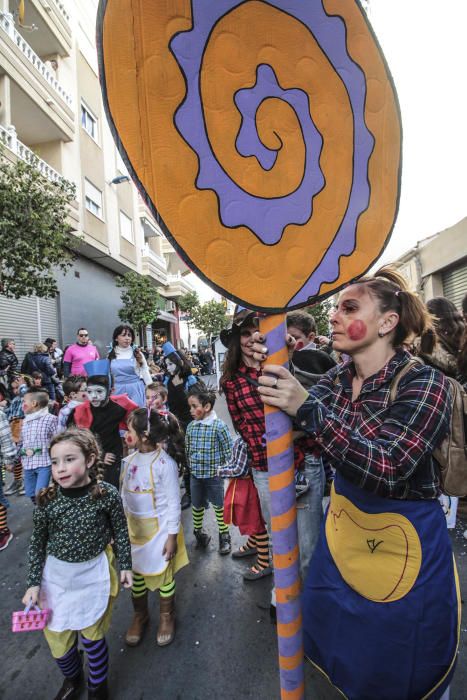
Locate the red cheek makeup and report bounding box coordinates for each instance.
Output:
[348,320,367,341]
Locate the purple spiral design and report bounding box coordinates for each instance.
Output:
[171,0,375,293]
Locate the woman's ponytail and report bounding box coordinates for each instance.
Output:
[359,266,435,349]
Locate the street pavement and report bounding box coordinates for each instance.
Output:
[1,383,466,699]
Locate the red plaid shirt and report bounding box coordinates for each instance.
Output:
[223,365,268,471]
[296,349,452,499]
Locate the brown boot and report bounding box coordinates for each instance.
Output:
[125,593,149,647]
[157,593,175,647]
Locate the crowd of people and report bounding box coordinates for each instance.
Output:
[0,271,466,700]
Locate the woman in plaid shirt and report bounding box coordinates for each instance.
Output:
[257,268,457,700]
[220,308,272,580]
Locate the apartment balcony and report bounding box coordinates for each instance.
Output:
[141,243,168,286]
[0,11,74,142]
[0,122,79,229]
[160,238,192,277]
[152,295,178,326]
[16,0,72,57]
[164,272,195,299]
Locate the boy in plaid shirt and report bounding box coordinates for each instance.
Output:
[186,386,233,554]
[18,389,57,502]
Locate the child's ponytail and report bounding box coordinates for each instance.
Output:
[129,408,187,475]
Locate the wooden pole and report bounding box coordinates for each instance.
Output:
[260,313,305,699]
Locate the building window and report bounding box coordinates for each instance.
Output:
[120,210,134,243]
[84,178,103,219]
[81,102,98,142]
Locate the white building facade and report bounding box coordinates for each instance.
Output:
[0,0,193,358]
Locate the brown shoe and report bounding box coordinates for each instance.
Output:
[157,593,175,646]
[125,593,149,646]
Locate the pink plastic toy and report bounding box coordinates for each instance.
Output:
[12,603,50,632]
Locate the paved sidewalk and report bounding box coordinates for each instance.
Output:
[0,390,465,698]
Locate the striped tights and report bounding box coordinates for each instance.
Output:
[0,504,7,533]
[132,571,175,599]
[192,506,228,533]
[55,635,109,690]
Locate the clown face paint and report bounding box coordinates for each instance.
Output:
[87,384,109,407]
[347,320,367,341]
[330,286,382,353]
[188,395,211,421]
[166,359,178,376]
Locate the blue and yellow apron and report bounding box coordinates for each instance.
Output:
[303,473,460,700]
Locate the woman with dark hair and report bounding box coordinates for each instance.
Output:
[0,338,18,396]
[44,338,63,378]
[108,325,152,407]
[255,267,457,700]
[417,297,465,378]
[23,343,58,400]
[162,342,198,428]
[162,342,198,509]
[418,298,465,531]
[220,309,272,580]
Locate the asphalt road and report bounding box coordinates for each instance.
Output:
[1,385,466,699]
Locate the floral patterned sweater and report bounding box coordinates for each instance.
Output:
[27,482,132,587]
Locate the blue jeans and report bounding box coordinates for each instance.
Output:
[24,467,51,498]
[190,475,224,510]
[253,455,324,580]
[297,454,325,578]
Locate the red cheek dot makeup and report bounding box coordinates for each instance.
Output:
[348,320,367,341]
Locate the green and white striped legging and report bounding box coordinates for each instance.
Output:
[132,572,175,599]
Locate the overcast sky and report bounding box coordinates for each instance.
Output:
[370,0,467,263]
[190,0,467,299]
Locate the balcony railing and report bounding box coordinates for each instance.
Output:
[143,244,167,269]
[0,11,73,107]
[50,0,71,23]
[0,123,68,185]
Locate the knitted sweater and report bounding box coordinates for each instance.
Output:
[27,482,132,587]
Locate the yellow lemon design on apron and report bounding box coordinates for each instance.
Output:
[325,486,422,602]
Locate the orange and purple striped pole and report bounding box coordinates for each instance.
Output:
[260,313,304,700]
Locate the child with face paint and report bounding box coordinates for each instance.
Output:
[68,360,138,488]
[162,342,199,510]
[145,383,168,412]
[185,386,233,555]
[22,428,132,700]
[122,408,189,647]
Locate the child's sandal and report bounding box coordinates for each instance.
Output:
[243,565,273,581]
[232,545,257,559]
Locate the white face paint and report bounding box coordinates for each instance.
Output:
[166,359,178,376]
[87,384,109,407]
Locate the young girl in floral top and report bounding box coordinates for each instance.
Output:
[22,428,132,700]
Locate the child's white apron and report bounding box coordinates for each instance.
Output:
[121,451,171,576]
[40,551,110,631]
